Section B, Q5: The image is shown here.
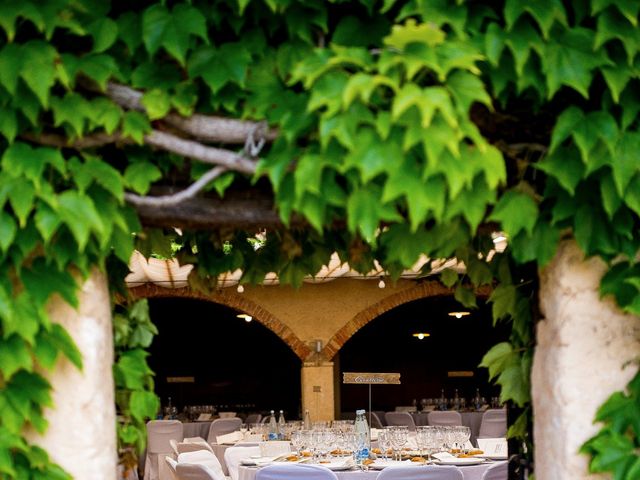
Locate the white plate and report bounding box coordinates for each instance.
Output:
[476,454,508,460]
[435,457,484,466]
[369,460,421,470]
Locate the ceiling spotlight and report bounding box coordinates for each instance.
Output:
[237,313,252,322]
[378,278,386,289]
[448,311,470,319]
[412,332,430,340]
[237,284,244,293]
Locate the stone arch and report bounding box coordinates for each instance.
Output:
[322,281,492,359]
[128,284,312,360]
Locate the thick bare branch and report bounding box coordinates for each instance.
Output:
[124,166,227,207]
[21,131,126,148]
[145,130,257,174]
[106,83,278,144]
[22,130,258,174]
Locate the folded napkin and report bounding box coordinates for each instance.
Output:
[244,434,264,442]
[477,438,507,457]
[183,436,208,444]
[259,441,291,458]
[216,431,244,444]
[432,452,456,461]
[196,413,212,421]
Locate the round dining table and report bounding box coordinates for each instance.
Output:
[238,461,506,480]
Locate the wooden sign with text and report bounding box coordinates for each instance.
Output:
[343,372,401,385]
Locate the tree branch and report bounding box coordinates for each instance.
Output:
[106,83,278,144]
[22,130,258,174]
[145,130,257,174]
[124,166,228,207]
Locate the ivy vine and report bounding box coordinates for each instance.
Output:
[0,0,638,478]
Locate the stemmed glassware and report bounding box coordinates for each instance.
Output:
[378,430,391,462]
[388,426,408,461]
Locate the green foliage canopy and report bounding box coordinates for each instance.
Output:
[0,0,638,478]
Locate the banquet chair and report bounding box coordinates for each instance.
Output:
[145,420,184,480]
[478,409,507,439]
[224,445,261,480]
[245,413,262,424]
[373,411,388,426]
[255,464,339,480]
[377,465,463,480]
[175,463,226,480]
[427,411,462,427]
[177,450,223,473]
[207,418,243,443]
[370,412,384,429]
[481,461,508,480]
[164,457,179,480]
[385,411,417,431]
[176,441,214,454]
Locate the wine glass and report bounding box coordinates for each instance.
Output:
[378,429,391,462]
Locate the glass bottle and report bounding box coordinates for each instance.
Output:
[268,410,278,440]
[354,409,370,464]
[277,410,286,439]
[439,389,446,411]
[303,409,311,430]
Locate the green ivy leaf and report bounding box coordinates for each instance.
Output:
[612,132,640,195]
[142,4,208,65]
[0,211,17,253]
[129,391,159,423]
[21,259,78,309]
[57,191,104,250]
[88,17,118,53]
[188,43,252,94]
[141,89,171,120]
[440,268,458,288]
[0,44,23,95]
[383,19,445,50]
[0,335,33,380]
[536,146,585,195]
[19,41,57,108]
[121,111,151,145]
[543,28,611,98]
[479,341,514,380]
[504,0,567,39]
[347,185,401,242]
[489,190,538,237]
[0,108,17,143]
[124,162,162,195]
[454,284,477,308]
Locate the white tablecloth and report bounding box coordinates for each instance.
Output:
[238,461,506,480]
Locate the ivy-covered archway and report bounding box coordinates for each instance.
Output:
[0,1,638,479]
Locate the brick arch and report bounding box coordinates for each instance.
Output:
[322,281,492,359]
[128,284,311,360]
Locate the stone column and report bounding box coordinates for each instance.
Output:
[26,269,117,480]
[532,240,640,480]
[301,361,336,421]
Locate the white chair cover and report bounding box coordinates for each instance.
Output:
[481,461,508,480]
[224,445,261,480]
[176,437,214,454]
[219,411,237,418]
[370,412,384,429]
[177,450,223,473]
[478,409,507,438]
[427,411,462,427]
[207,418,243,443]
[377,465,464,480]
[176,463,225,480]
[164,457,179,480]
[385,412,417,430]
[245,413,262,424]
[255,464,339,480]
[145,420,183,480]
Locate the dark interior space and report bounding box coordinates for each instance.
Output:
[148,298,302,419]
[338,295,510,414]
[147,294,509,420]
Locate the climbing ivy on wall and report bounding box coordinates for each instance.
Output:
[0,0,638,478]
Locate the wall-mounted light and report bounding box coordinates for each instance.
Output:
[412,332,430,340]
[448,311,470,319]
[378,277,386,289]
[237,313,252,322]
[237,284,244,293]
